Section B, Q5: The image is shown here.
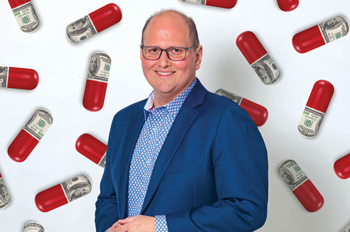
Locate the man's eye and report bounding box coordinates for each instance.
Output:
[149,48,159,53]
[172,48,182,53]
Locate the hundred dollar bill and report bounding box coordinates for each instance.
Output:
[319,16,349,44]
[61,175,92,202]
[251,54,280,85]
[215,89,243,105]
[24,109,53,141]
[0,176,10,209]
[0,66,9,88]
[298,106,324,138]
[183,0,206,4]
[98,153,106,168]
[88,52,111,83]
[23,221,44,232]
[12,1,40,33]
[278,159,308,191]
[66,16,97,43]
[343,225,350,232]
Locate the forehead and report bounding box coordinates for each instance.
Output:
[143,12,191,46]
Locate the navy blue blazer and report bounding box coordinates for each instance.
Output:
[95,79,268,232]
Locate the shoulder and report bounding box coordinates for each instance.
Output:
[112,98,147,122]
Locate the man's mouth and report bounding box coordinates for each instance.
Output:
[155,71,176,76]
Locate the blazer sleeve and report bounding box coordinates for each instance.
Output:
[95,114,120,232]
[166,106,269,232]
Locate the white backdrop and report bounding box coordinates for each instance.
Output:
[1,0,350,231]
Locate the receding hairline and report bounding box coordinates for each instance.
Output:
[141,9,200,46]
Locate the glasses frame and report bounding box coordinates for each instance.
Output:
[140,45,199,61]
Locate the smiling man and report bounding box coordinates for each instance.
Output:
[95,9,268,232]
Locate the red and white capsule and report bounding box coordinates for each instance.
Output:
[298,80,334,138]
[76,134,107,168]
[9,0,40,33]
[66,3,122,43]
[334,153,350,179]
[293,16,349,53]
[83,52,111,111]
[182,0,237,9]
[8,109,53,162]
[0,66,38,90]
[279,159,324,212]
[277,0,299,12]
[35,175,92,212]
[237,31,281,85]
[215,89,268,126]
[0,173,10,210]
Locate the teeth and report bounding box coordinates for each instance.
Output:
[156,71,175,75]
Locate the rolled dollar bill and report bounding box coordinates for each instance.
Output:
[183,0,206,4]
[23,221,44,232]
[319,16,349,43]
[9,0,40,33]
[183,0,237,8]
[35,175,92,212]
[0,173,10,209]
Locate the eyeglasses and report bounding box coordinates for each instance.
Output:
[141,45,199,61]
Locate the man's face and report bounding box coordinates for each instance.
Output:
[90,56,97,72]
[141,12,202,101]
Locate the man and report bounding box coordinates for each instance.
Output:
[95,9,268,232]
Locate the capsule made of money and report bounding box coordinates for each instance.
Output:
[334,153,350,179]
[236,31,281,85]
[279,159,324,212]
[0,66,38,90]
[277,0,299,12]
[83,52,111,111]
[293,16,349,53]
[182,0,237,9]
[8,109,53,162]
[215,89,268,126]
[0,173,11,210]
[35,175,92,212]
[23,221,44,232]
[8,0,40,33]
[75,134,107,168]
[298,80,334,138]
[66,3,122,43]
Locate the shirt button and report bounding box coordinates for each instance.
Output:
[153,127,158,132]
[146,159,151,164]
[142,190,146,196]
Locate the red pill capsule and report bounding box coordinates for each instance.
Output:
[0,173,11,210]
[35,175,92,212]
[76,134,107,168]
[298,80,334,138]
[215,89,268,127]
[0,66,38,90]
[334,153,350,179]
[293,16,349,53]
[8,109,53,162]
[8,0,40,33]
[279,159,323,212]
[183,0,237,9]
[237,31,281,85]
[277,0,299,12]
[66,3,122,43]
[83,52,111,111]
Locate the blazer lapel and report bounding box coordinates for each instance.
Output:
[141,79,207,214]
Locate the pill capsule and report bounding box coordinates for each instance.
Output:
[277,0,299,12]
[35,175,92,212]
[8,109,53,162]
[215,89,268,126]
[293,16,349,53]
[83,52,111,111]
[182,0,237,9]
[236,31,281,85]
[0,173,11,210]
[0,66,38,90]
[298,80,334,138]
[279,159,324,212]
[76,134,107,168]
[334,153,350,179]
[8,0,40,33]
[66,3,122,43]
[23,221,44,232]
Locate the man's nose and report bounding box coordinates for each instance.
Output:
[158,50,172,67]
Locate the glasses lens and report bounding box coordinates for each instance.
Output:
[143,46,160,60]
[167,47,185,60]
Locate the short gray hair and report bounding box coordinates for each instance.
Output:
[141,9,200,46]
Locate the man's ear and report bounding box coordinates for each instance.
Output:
[195,45,203,70]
